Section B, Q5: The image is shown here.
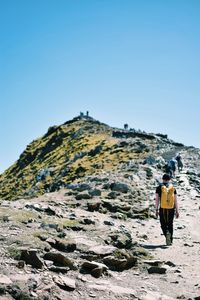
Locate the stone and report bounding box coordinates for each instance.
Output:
[147,266,167,274]
[20,248,44,269]
[0,274,12,284]
[53,275,76,291]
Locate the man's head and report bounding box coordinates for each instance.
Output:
[162,173,171,182]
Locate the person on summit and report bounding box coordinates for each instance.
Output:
[155,173,179,245]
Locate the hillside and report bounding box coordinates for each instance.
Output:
[0,115,200,299]
[0,115,185,200]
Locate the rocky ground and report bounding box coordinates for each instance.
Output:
[0,150,200,300]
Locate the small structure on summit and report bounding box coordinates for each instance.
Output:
[80,111,90,118]
[70,111,94,123]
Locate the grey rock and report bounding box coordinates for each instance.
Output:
[147,266,167,274]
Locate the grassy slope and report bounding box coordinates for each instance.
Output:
[0,118,160,200]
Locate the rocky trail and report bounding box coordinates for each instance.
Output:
[0,150,199,300]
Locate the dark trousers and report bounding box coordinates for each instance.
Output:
[159,208,175,242]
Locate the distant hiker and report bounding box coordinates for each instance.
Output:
[155,173,179,245]
[165,158,176,178]
[124,123,128,130]
[164,162,172,178]
[175,153,183,172]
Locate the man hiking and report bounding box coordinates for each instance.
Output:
[176,153,183,172]
[165,158,177,178]
[155,173,179,245]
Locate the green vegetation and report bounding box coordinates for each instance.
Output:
[7,246,21,260]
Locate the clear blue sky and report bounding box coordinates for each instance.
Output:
[0,0,200,173]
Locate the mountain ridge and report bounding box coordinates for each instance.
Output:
[0,114,192,200]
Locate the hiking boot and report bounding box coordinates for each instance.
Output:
[166,231,172,246]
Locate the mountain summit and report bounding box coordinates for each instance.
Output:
[0,114,200,299]
[0,113,187,200]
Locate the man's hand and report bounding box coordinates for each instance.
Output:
[156,209,159,218]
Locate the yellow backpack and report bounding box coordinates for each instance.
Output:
[160,184,175,209]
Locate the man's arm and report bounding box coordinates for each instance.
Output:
[174,194,179,218]
[155,193,160,218]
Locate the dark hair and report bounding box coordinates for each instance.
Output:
[162,173,171,181]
